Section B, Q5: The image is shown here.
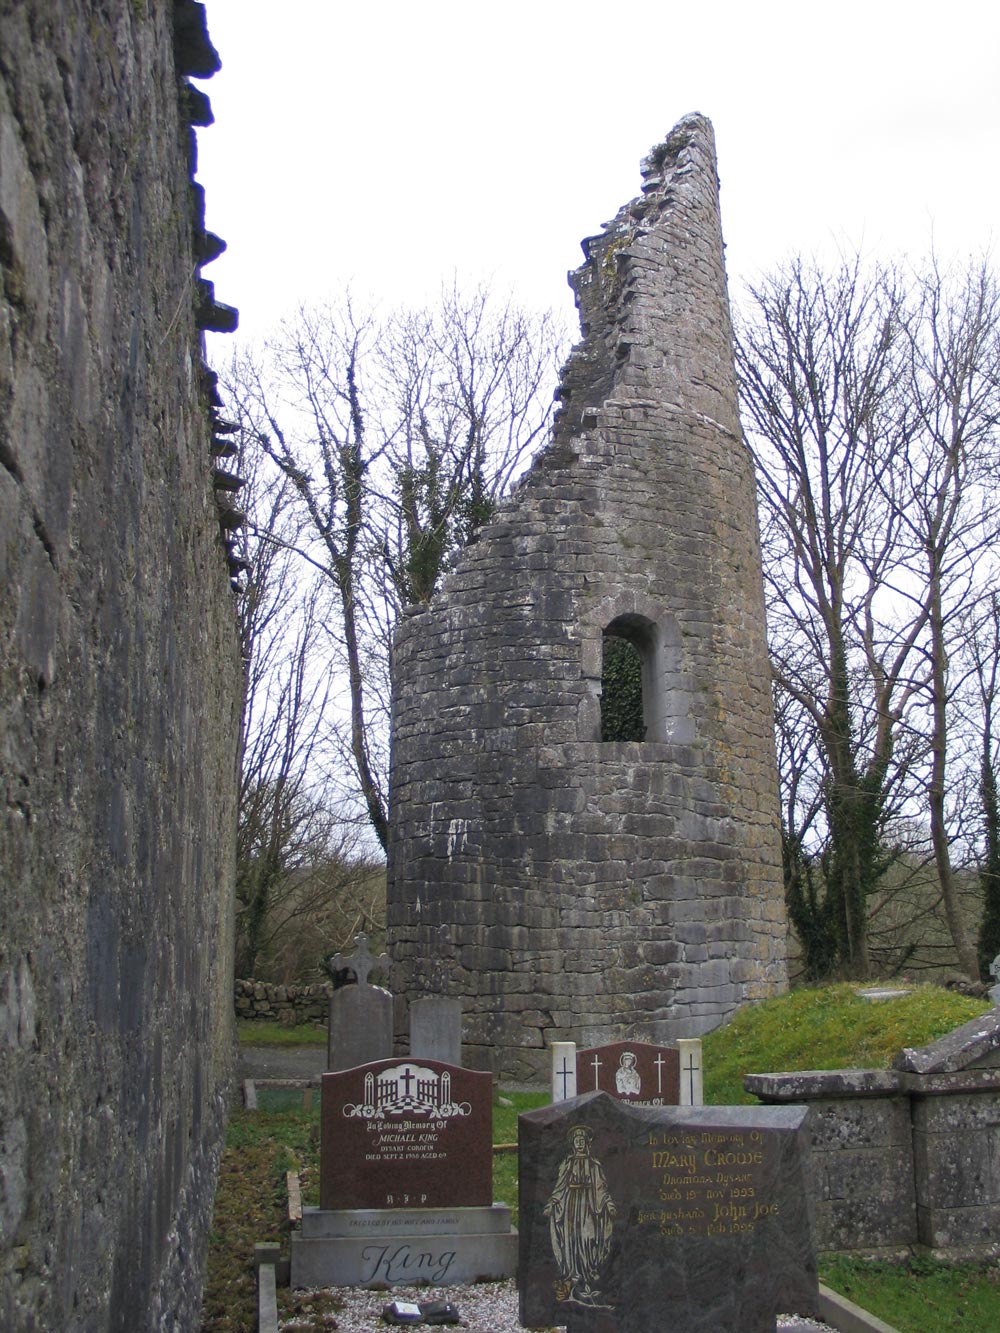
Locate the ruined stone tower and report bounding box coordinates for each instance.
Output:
[386,115,787,1079]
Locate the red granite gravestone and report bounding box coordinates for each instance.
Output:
[576,1041,680,1107]
[320,1058,493,1210]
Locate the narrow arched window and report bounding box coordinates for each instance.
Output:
[600,617,651,741]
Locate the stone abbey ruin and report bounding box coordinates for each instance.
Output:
[2,3,240,1328]
[387,114,788,1080]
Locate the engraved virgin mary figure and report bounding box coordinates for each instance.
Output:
[544,1125,617,1307]
[615,1050,641,1096]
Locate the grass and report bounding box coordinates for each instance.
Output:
[205,987,997,1330]
[494,1091,548,1218]
[237,1018,326,1047]
[702,982,989,1105]
[820,1253,1000,1331]
[201,1106,339,1332]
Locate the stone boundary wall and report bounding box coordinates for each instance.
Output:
[235,979,331,1025]
[745,1009,1000,1254]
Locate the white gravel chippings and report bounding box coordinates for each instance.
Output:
[281,1279,838,1331]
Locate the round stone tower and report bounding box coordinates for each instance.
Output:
[386,114,787,1079]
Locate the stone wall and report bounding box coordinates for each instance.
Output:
[1,3,240,1328]
[386,116,787,1080]
[746,1009,1000,1254]
[235,979,330,1026]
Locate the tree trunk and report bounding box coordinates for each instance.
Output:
[928,574,979,977]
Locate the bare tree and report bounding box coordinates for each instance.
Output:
[738,254,1000,980]
[890,260,1000,978]
[958,595,1000,977]
[736,257,918,978]
[225,283,564,850]
[234,449,373,977]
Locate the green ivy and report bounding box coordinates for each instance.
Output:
[601,635,645,741]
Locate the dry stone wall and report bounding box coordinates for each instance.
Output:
[235,979,331,1026]
[387,116,787,1081]
[1,3,240,1328]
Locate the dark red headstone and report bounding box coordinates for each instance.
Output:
[320,1058,493,1210]
[576,1041,680,1107]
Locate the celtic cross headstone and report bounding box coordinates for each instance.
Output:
[323,934,393,1071]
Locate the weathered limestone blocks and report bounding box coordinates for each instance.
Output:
[1,2,239,1328]
[387,115,787,1080]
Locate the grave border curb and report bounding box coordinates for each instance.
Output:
[817,1282,902,1333]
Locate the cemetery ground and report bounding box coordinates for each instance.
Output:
[203,991,999,1332]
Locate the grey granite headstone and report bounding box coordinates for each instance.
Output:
[518,1092,819,1333]
[409,996,463,1065]
[325,935,392,1072]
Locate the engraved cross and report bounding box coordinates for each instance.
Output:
[557,1057,571,1099]
[591,1054,602,1089]
[654,1052,666,1094]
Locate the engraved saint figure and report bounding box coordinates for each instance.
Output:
[544,1125,616,1307]
[614,1050,641,1097]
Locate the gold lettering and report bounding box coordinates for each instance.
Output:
[703,1149,764,1167]
[652,1150,696,1172]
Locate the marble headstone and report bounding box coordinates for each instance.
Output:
[552,1042,578,1103]
[518,1092,818,1333]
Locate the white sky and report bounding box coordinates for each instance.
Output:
[197,0,1000,346]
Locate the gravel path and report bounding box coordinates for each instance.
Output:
[281,1279,838,1331]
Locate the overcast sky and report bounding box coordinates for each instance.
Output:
[197,0,1000,348]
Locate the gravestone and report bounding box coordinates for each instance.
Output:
[410,996,463,1066]
[676,1038,704,1107]
[324,934,393,1071]
[552,1042,579,1103]
[518,1091,818,1332]
[319,1058,492,1209]
[576,1041,680,1107]
[291,1057,516,1287]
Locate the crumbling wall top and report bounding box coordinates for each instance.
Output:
[554,112,739,449]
